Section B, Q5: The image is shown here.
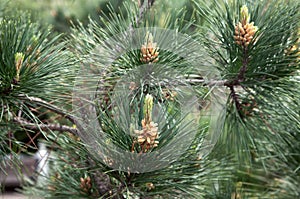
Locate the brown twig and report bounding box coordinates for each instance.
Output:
[137,0,155,24]
[13,117,79,136]
[18,95,75,124]
[21,131,41,153]
[229,85,242,115]
[24,129,39,149]
[237,49,249,82]
[128,0,156,33]
[224,47,250,118]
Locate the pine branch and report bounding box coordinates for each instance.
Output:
[18,95,75,124]
[129,0,156,32]
[229,85,242,115]
[13,116,79,136]
[226,49,249,117]
[137,0,155,24]
[237,49,249,82]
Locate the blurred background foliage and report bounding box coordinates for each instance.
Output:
[0,0,195,34]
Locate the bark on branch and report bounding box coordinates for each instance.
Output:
[18,95,75,124]
[128,0,156,32]
[13,117,79,136]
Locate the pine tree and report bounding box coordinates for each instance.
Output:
[0,0,299,198]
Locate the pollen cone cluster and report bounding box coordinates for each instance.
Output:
[133,94,159,152]
[234,5,258,48]
[134,120,159,151]
[80,176,92,193]
[14,52,25,81]
[140,32,159,63]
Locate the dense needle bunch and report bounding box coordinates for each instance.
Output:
[234,5,258,48]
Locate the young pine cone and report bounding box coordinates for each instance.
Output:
[132,94,159,152]
[135,120,159,151]
[234,5,258,48]
[234,22,258,47]
[80,176,92,193]
[140,32,159,63]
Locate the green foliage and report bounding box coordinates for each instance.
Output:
[194,0,300,156]
[22,131,235,199]
[0,15,75,106]
[0,0,299,198]
[0,0,141,34]
[193,0,300,198]
[0,13,76,181]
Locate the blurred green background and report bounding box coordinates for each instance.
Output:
[0,0,194,34]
